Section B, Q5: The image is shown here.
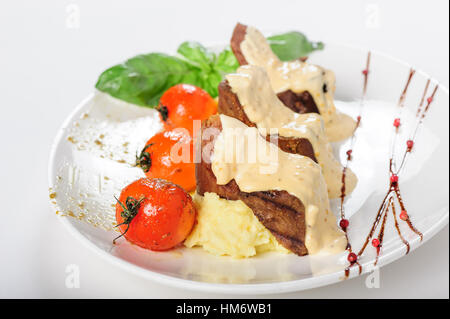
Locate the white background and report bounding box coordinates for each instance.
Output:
[0,0,448,298]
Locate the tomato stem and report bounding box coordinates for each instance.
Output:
[113,196,145,244]
[157,104,169,121]
[135,143,153,173]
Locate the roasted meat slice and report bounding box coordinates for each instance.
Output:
[276,90,320,115]
[230,23,249,66]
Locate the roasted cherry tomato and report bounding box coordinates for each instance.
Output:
[135,129,195,191]
[157,84,217,135]
[114,178,197,251]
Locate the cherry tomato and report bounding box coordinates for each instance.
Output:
[157,84,217,135]
[114,178,197,251]
[136,129,196,191]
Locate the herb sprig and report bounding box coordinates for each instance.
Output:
[95,31,323,107]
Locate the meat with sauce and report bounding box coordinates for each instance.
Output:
[230,22,320,115]
[196,115,309,256]
[218,80,318,162]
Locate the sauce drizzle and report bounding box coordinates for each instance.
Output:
[340,52,371,225]
[341,52,371,277]
[343,65,439,278]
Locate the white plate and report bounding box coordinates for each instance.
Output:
[48,43,449,294]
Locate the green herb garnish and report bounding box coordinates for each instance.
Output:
[268,32,324,61]
[95,31,323,107]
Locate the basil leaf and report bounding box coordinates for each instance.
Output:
[95,53,204,107]
[177,41,215,71]
[177,44,239,97]
[267,32,324,61]
[215,48,239,74]
[95,31,323,108]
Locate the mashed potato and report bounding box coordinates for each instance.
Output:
[184,192,289,258]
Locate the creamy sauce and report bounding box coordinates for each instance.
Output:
[211,114,347,255]
[225,66,357,198]
[240,26,356,142]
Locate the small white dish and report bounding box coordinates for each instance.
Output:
[48,43,449,294]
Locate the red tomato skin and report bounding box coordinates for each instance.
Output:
[115,178,197,251]
[159,84,217,135]
[143,129,196,192]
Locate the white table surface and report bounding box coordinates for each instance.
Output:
[0,0,448,299]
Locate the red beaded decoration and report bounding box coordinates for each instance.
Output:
[406,140,414,150]
[340,219,349,229]
[400,210,408,221]
[390,174,399,183]
[348,252,358,263]
[346,150,353,160]
[372,238,380,247]
[393,118,401,128]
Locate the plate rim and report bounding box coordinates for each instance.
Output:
[47,42,449,295]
